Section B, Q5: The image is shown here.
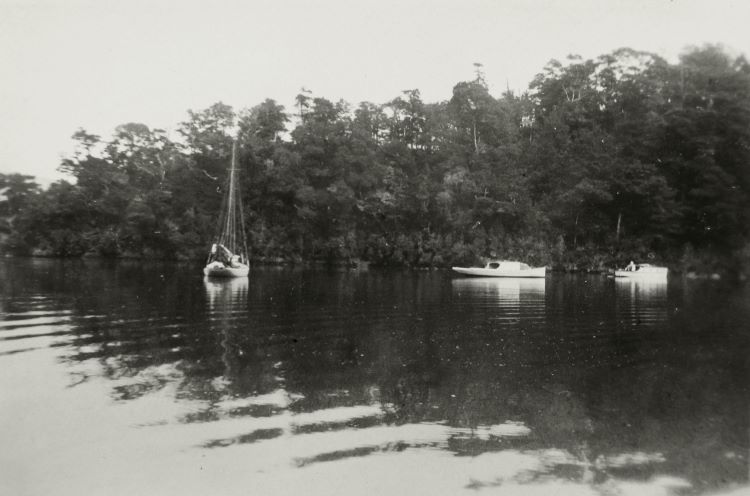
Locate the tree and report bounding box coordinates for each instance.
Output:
[178,102,236,158]
[3,45,749,273]
[0,173,40,217]
[386,89,427,149]
[658,45,750,250]
[238,99,289,144]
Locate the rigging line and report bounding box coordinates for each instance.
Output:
[229,140,239,253]
[237,165,249,261]
[223,141,237,249]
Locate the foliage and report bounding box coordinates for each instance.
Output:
[2,45,749,274]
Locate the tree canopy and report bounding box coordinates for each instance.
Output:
[2,45,749,274]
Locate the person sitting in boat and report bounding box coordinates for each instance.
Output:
[208,243,235,266]
[626,261,636,271]
[207,244,218,264]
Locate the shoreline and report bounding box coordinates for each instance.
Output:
[2,253,735,281]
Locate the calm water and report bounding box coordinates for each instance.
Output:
[0,259,748,496]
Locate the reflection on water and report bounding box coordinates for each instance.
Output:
[615,278,669,329]
[0,260,748,496]
[204,277,249,309]
[615,277,668,299]
[452,277,546,300]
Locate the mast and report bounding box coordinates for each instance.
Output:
[208,138,249,265]
[216,140,249,262]
[222,141,237,253]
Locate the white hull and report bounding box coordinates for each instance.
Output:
[203,263,249,278]
[452,266,546,278]
[615,266,667,279]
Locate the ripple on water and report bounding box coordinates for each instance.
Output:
[0,264,747,496]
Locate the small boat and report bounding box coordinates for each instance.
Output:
[614,263,667,279]
[204,141,250,278]
[452,260,546,278]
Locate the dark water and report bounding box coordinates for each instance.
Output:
[0,259,748,496]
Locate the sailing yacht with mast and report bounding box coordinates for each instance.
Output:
[203,140,250,277]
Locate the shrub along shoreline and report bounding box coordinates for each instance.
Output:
[8,241,745,280]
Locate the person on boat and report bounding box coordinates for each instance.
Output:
[207,243,235,266]
[626,261,636,271]
[207,243,219,264]
[218,245,234,266]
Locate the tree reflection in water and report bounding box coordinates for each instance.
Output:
[1,260,747,495]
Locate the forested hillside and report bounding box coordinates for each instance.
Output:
[2,45,749,274]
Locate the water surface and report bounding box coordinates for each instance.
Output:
[0,259,748,495]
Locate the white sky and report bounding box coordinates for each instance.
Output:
[1,0,749,185]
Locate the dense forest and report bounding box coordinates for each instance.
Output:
[1,45,749,275]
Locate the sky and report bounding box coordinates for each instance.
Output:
[1,0,749,185]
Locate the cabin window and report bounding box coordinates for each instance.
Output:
[488,262,500,269]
